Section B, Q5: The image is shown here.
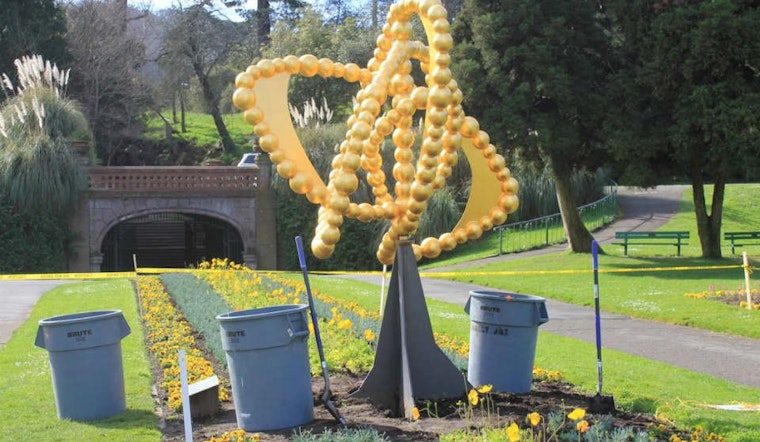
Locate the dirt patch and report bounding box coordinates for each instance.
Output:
[159,373,686,441]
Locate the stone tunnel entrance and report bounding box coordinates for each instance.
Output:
[100,212,243,271]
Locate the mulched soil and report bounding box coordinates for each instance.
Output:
[159,373,688,441]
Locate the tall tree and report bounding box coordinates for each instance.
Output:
[0,0,69,88]
[65,0,154,164]
[451,0,614,253]
[607,0,760,258]
[163,4,244,153]
[261,7,375,114]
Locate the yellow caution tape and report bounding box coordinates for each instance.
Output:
[0,272,136,281]
[0,264,749,280]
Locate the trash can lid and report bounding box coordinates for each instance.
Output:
[216,304,308,322]
[38,310,125,327]
[468,290,546,303]
[35,310,131,351]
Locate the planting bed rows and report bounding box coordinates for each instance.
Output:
[141,260,717,441]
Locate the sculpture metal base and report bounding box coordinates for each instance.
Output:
[352,241,468,418]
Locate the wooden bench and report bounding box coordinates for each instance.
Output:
[724,231,760,255]
[614,231,690,256]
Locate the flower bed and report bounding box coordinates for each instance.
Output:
[144,260,721,441]
[138,276,229,411]
[685,286,760,310]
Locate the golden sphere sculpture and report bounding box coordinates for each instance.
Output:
[232,0,519,266]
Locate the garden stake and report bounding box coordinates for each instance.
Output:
[295,236,346,425]
[589,240,616,413]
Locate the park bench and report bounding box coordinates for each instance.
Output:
[724,231,760,255]
[614,231,690,256]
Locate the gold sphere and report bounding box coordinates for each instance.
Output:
[276,159,297,179]
[232,88,256,110]
[306,185,326,205]
[329,194,350,213]
[272,58,287,73]
[312,240,334,259]
[432,33,453,52]
[412,244,423,261]
[289,171,312,194]
[460,116,480,137]
[283,55,301,73]
[235,72,254,88]
[256,59,276,77]
[465,221,483,240]
[344,63,362,82]
[453,228,468,244]
[318,58,334,77]
[479,215,493,231]
[439,232,457,251]
[427,4,447,21]
[433,18,450,33]
[244,107,264,125]
[490,207,508,226]
[473,131,490,149]
[299,54,320,77]
[259,133,279,152]
[489,155,506,173]
[421,237,442,258]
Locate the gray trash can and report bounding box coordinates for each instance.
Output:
[34,310,131,420]
[217,304,314,431]
[465,291,549,394]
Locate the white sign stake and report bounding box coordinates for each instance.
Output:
[743,252,753,310]
[179,349,193,442]
[380,264,388,316]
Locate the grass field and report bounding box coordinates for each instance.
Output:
[0,279,159,441]
[2,184,760,440]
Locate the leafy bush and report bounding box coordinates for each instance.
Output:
[0,199,74,273]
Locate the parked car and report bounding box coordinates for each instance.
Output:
[237,153,258,167]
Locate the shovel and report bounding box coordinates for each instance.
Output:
[295,236,347,425]
[588,240,616,413]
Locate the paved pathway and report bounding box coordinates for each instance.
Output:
[0,280,74,348]
[341,186,760,390]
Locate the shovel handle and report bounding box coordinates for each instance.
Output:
[296,236,307,269]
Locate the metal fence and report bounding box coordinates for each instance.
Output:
[495,183,618,255]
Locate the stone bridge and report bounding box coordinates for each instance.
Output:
[67,159,277,272]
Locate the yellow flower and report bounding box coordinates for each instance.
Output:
[527,411,541,427]
[576,420,590,433]
[477,384,493,394]
[411,407,420,421]
[468,389,479,406]
[506,422,520,442]
[337,319,352,329]
[568,408,586,420]
[363,329,376,341]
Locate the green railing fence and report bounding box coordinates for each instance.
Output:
[495,183,618,255]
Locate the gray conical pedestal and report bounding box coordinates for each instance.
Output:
[353,240,468,418]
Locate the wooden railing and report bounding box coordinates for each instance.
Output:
[87,166,258,197]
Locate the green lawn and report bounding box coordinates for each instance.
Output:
[0,279,159,441]
[142,110,254,153]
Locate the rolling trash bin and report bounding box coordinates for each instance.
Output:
[465,291,549,394]
[34,310,131,421]
[217,304,314,432]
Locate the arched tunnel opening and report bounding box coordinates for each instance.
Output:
[100,212,243,271]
